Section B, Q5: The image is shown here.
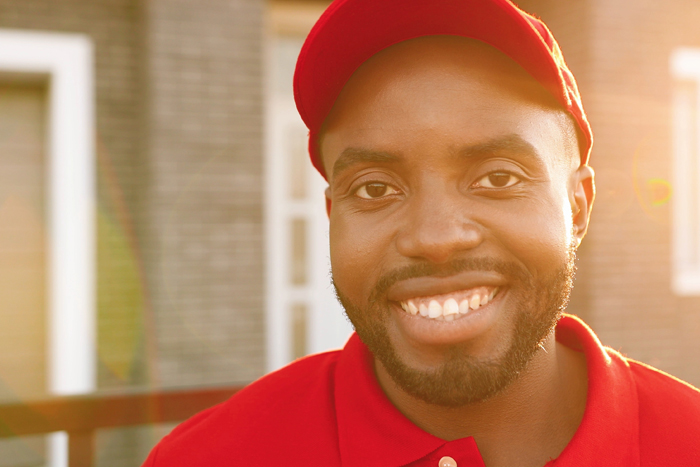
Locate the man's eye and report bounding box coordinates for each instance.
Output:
[355,182,399,199]
[473,172,520,189]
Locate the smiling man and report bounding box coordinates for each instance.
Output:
[143,1,700,466]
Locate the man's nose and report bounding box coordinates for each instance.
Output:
[395,188,484,264]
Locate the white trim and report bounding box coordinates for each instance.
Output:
[48,432,69,467]
[0,29,95,467]
[264,98,293,370]
[672,49,700,79]
[671,48,700,295]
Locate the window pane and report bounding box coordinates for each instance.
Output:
[287,125,308,200]
[291,303,307,359]
[289,218,307,285]
[0,81,49,467]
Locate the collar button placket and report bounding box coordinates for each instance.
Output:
[434,437,486,467]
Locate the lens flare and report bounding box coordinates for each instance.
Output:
[647,178,672,206]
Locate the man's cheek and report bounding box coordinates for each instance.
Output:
[329,222,364,290]
[502,215,570,274]
[330,218,387,297]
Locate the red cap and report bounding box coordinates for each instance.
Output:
[294,0,593,179]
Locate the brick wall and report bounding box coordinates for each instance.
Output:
[517,0,700,386]
[136,0,266,461]
[141,0,266,388]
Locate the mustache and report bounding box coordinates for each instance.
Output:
[370,257,531,303]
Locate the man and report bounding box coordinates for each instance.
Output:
[143,1,700,466]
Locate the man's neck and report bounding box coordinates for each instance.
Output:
[374,332,588,467]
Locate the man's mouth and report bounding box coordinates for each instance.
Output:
[398,286,500,321]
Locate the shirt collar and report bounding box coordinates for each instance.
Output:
[334,314,640,467]
[549,315,640,466]
[335,332,451,466]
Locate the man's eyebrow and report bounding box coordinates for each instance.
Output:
[456,134,542,164]
[331,135,541,179]
[332,148,401,179]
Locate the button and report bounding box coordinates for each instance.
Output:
[439,456,457,467]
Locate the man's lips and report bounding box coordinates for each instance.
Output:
[386,270,507,303]
[397,286,500,321]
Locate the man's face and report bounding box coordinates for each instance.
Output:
[321,37,593,406]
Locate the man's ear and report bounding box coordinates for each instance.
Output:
[572,165,595,247]
[325,187,332,219]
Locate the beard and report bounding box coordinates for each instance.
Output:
[333,246,576,407]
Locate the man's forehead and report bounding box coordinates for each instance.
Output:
[320,36,578,176]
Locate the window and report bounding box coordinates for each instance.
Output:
[265,4,353,372]
[671,48,700,295]
[0,29,95,467]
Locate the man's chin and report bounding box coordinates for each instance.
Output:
[367,310,552,407]
[334,258,574,407]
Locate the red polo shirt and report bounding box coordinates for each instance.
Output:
[142,315,700,466]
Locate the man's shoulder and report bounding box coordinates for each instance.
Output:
[172,348,342,434]
[143,350,343,466]
[625,357,700,462]
[627,357,700,414]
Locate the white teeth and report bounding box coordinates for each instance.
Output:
[419,303,429,317]
[470,295,481,310]
[428,300,442,318]
[444,298,459,315]
[398,287,499,320]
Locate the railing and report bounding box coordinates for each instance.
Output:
[0,385,244,467]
